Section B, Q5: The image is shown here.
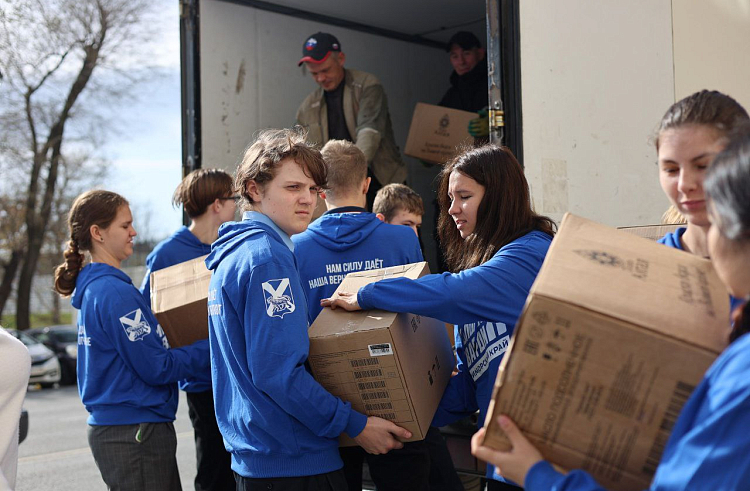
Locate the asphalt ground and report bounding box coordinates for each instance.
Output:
[16,384,197,491]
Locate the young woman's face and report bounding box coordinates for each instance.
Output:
[658,125,726,227]
[250,158,320,236]
[448,170,486,239]
[708,211,750,299]
[99,205,137,262]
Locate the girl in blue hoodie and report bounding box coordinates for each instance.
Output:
[323,145,557,489]
[140,169,236,491]
[54,190,210,491]
[654,90,748,313]
[204,128,410,491]
[470,124,750,491]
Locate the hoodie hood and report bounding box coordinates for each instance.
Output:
[206,219,280,270]
[72,263,133,309]
[172,226,211,251]
[299,212,383,252]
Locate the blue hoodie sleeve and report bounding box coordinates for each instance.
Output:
[246,261,367,438]
[357,235,546,325]
[524,462,606,491]
[102,281,210,386]
[432,328,479,427]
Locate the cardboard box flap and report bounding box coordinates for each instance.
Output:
[532,214,728,354]
[618,223,683,242]
[310,309,397,338]
[310,263,430,339]
[150,255,212,314]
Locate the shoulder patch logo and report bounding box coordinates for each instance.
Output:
[262,278,296,318]
[119,309,152,342]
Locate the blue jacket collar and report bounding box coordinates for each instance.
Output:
[243,211,295,252]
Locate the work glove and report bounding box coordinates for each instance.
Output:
[468,108,489,138]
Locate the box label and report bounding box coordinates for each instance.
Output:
[368,343,393,357]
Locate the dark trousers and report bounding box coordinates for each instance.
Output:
[340,437,431,491]
[88,422,181,491]
[234,469,347,491]
[187,390,235,491]
[424,427,464,491]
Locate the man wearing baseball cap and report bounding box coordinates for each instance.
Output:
[296,32,407,211]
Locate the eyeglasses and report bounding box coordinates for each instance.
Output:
[219,196,241,202]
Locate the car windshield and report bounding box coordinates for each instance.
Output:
[13,330,39,347]
[52,328,78,343]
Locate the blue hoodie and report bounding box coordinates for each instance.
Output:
[659,228,743,312]
[72,263,210,425]
[140,226,212,392]
[524,331,750,491]
[356,230,552,480]
[292,209,423,322]
[205,212,368,478]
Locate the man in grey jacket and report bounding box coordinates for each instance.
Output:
[296,32,407,210]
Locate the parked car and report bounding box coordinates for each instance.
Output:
[27,325,78,385]
[5,328,61,388]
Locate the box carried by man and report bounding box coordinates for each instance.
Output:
[308,262,454,445]
[404,103,476,164]
[481,213,729,491]
[149,255,211,348]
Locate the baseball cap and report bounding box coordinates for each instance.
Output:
[446,31,481,52]
[298,32,341,66]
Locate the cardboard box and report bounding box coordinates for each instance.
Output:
[619,223,683,242]
[482,214,729,491]
[404,103,476,164]
[150,255,212,348]
[308,262,455,445]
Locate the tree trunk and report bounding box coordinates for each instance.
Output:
[0,250,23,319]
[15,226,44,330]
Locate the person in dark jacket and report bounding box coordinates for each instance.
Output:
[439,31,488,118]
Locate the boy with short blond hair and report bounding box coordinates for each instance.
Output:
[292,139,429,491]
[373,183,424,236]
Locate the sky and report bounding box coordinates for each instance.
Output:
[102,1,183,243]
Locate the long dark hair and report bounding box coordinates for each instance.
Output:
[704,124,750,343]
[437,145,556,272]
[53,190,129,296]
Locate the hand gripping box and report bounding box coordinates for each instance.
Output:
[150,255,212,348]
[308,262,455,445]
[404,103,476,164]
[482,214,729,491]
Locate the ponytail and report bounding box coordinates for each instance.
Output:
[729,300,750,344]
[53,239,85,296]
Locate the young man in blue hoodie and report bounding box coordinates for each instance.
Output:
[205,128,410,491]
[293,139,428,491]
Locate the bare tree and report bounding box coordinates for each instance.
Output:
[0,0,155,329]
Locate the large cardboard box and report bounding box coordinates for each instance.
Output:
[308,262,454,445]
[150,255,211,348]
[482,214,730,491]
[404,103,476,164]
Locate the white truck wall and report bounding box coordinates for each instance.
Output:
[519,0,675,227]
[199,0,451,173]
[672,0,750,109]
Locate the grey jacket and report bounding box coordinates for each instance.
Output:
[296,68,407,185]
